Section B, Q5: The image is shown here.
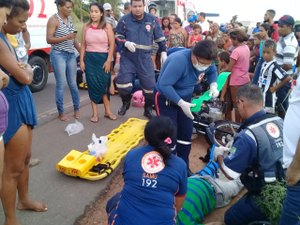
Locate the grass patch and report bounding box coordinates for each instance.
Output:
[256,180,287,224]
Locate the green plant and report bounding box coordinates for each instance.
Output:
[256,180,287,225]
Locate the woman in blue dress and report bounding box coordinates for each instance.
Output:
[0,0,12,193]
[0,1,47,225]
[106,116,187,225]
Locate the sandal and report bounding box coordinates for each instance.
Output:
[90,116,99,123]
[104,114,117,121]
[58,114,69,122]
[74,111,80,119]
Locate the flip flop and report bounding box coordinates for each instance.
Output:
[90,116,99,123]
[58,114,69,122]
[104,114,117,121]
[74,111,80,119]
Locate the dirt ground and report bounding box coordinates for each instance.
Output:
[75,135,245,225]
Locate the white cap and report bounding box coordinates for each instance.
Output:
[103,3,112,11]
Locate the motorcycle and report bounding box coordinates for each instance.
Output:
[192,98,240,147]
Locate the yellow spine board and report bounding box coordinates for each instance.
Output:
[56,118,147,180]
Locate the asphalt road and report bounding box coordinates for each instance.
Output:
[32,73,90,122]
[0,75,148,225]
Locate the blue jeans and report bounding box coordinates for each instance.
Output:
[279,182,300,225]
[50,49,79,113]
[252,58,263,85]
[224,193,268,225]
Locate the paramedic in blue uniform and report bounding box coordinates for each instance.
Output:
[155,40,219,169]
[214,84,284,225]
[115,0,167,119]
[106,116,187,225]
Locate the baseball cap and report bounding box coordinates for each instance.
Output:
[148,2,157,11]
[278,15,295,26]
[103,3,112,11]
[188,14,197,23]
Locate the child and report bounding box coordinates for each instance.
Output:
[251,33,262,66]
[252,32,264,84]
[187,24,203,48]
[218,51,232,121]
[247,37,255,74]
[6,26,30,64]
[257,39,291,113]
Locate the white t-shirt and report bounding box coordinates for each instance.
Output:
[283,74,300,168]
[198,20,210,33]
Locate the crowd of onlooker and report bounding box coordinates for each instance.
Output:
[141,7,300,122]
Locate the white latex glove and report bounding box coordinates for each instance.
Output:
[177,99,196,120]
[209,82,219,98]
[160,51,167,65]
[213,146,230,161]
[124,41,136,53]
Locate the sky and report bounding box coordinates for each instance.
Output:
[189,0,299,24]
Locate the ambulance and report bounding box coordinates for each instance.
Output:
[27,0,57,92]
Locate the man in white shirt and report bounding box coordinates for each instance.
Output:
[103,3,116,29]
[275,15,299,119]
[197,12,209,35]
[279,72,300,225]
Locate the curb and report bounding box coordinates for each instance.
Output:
[37,95,91,126]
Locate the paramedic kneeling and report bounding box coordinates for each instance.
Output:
[214,84,285,225]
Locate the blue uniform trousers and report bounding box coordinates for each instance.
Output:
[279,181,300,225]
[224,193,269,225]
[106,192,121,224]
[116,50,155,96]
[155,92,192,168]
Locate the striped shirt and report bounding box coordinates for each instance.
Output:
[176,177,215,225]
[52,13,76,53]
[276,32,299,75]
[258,59,288,110]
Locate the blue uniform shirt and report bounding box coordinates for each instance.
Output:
[223,110,266,179]
[156,49,217,104]
[115,12,166,53]
[112,145,187,225]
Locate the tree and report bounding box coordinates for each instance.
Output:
[230,15,238,25]
[72,0,90,22]
[89,0,123,20]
